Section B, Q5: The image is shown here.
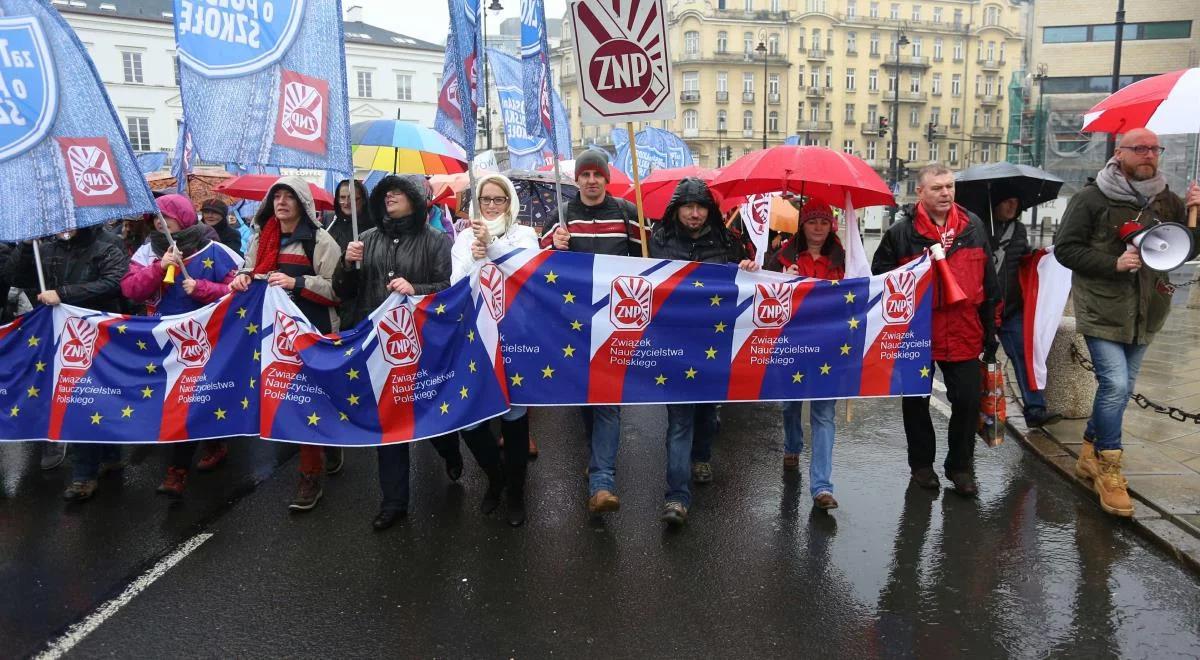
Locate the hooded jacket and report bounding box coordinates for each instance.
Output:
[243,175,341,333]
[451,174,539,283]
[324,178,374,253]
[649,178,743,264]
[7,227,129,313]
[333,174,451,328]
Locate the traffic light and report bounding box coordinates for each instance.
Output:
[878,116,889,137]
[926,122,938,143]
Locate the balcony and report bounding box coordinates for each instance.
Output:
[680,90,700,104]
[742,129,755,138]
[977,93,1003,106]
[885,91,928,103]
[683,127,699,138]
[977,58,1005,72]
[972,124,1005,137]
[795,121,833,133]
[861,122,882,136]
[807,49,827,61]
[712,8,789,22]
[884,54,931,68]
[806,87,825,99]
[768,92,780,105]
[742,91,755,103]
[834,12,973,34]
[715,91,729,104]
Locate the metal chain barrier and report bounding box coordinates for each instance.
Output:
[1070,342,1200,424]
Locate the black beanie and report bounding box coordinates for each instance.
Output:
[574,148,611,181]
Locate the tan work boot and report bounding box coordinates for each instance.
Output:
[1094,450,1134,517]
[1075,439,1100,481]
[587,490,620,514]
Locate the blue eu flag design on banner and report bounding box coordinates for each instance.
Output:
[612,127,694,179]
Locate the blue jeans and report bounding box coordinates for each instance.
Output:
[664,405,698,507]
[782,399,837,497]
[71,443,121,481]
[588,405,621,495]
[998,312,1048,417]
[689,404,720,463]
[1083,336,1148,451]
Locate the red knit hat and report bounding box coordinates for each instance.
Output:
[797,199,838,233]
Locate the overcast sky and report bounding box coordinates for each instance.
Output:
[354,0,570,45]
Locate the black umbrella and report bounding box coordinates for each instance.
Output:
[505,170,578,229]
[954,162,1065,222]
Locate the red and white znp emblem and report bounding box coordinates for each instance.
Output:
[753,283,795,328]
[65,145,118,196]
[610,276,652,330]
[281,81,324,142]
[479,264,505,321]
[883,271,917,325]
[166,319,212,368]
[59,317,98,369]
[271,311,303,365]
[379,306,422,367]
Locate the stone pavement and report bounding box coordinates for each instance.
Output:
[1006,298,1200,572]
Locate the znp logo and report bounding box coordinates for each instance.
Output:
[167,318,212,368]
[753,283,795,328]
[883,271,917,325]
[275,70,328,154]
[271,311,303,365]
[379,306,422,367]
[479,264,505,321]
[58,317,98,370]
[610,276,652,330]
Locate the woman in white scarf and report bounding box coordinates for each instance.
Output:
[450,173,538,527]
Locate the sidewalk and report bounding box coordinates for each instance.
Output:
[1007,301,1200,572]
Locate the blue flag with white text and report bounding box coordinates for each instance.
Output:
[171,119,195,193]
[437,0,482,163]
[612,127,694,179]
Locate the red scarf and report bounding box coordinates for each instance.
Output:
[913,203,968,251]
[252,217,282,275]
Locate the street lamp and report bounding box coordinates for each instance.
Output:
[889,28,909,197]
[1106,0,1126,160]
[1032,63,1048,167]
[479,0,504,152]
[756,40,768,149]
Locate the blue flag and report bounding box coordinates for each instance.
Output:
[612,127,694,179]
[489,49,565,170]
[174,0,352,174]
[520,0,556,148]
[438,0,482,164]
[0,4,156,241]
[136,152,168,174]
[784,135,801,146]
[171,119,195,194]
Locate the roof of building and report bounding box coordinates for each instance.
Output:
[52,0,442,51]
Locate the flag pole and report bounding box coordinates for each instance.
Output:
[348,176,362,270]
[31,239,46,293]
[626,121,649,258]
[157,212,191,283]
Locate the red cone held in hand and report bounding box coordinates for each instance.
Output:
[929,244,968,307]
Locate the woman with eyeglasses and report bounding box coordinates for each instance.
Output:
[450,173,539,527]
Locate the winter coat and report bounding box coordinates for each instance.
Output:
[121,235,243,315]
[451,175,538,283]
[539,194,643,256]
[324,178,374,254]
[767,239,846,280]
[208,220,243,256]
[649,178,743,264]
[1053,180,1195,345]
[7,228,129,313]
[872,203,999,362]
[333,175,451,328]
[989,217,1030,322]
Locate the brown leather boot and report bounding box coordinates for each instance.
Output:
[1094,450,1134,517]
[1075,439,1100,481]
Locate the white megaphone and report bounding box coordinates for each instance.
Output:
[1118,221,1194,272]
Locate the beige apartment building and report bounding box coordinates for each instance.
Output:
[555,0,1025,197]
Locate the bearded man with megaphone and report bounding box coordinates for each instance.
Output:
[1055,128,1200,519]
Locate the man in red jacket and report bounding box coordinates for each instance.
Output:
[872,164,999,496]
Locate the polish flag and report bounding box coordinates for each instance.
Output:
[1019,247,1072,391]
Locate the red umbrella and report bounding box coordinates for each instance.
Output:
[1082,68,1200,135]
[539,159,633,196]
[710,146,894,209]
[214,174,335,212]
[620,166,719,220]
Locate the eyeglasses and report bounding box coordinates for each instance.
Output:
[479,196,509,206]
[1119,145,1166,156]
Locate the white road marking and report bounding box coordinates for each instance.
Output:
[35,532,213,659]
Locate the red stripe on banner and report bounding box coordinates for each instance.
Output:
[48,316,123,440]
[379,296,437,444]
[260,361,302,437]
[859,269,933,396]
[0,315,25,343]
[727,282,816,401]
[159,300,231,441]
[587,262,699,404]
[502,250,555,315]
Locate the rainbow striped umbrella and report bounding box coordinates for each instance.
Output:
[350,120,468,175]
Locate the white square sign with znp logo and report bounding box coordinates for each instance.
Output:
[569,0,675,125]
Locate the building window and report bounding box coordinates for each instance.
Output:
[743,111,754,131]
[824,102,833,122]
[911,37,922,57]
[797,66,805,88]
[744,0,753,10]
[743,72,754,93]
[768,111,779,133]
[953,39,963,61]
[798,32,805,51]
[810,68,820,87]
[867,104,878,123]
[769,34,779,55]
[847,32,857,53]
[1043,21,1192,44]
[975,75,982,95]
[889,3,899,20]
[810,104,820,121]
[868,68,878,91]
[933,7,942,23]
[396,73,413,101]
[953,9,963,26]
[951,74,962,97]
[950,107,960,127]
[929,143,939,163]
[121,51,143,84]
[984,5,999,26]
[717,110,727,130]
[886,140,892,159]
[909,107,920,125]
[826,30,833,52]
[869,32,879,56]
[744,32,753,54]
[717,71,728,92]
[867,140,877,159]
[172,55,180,86]
[844,103,855,123]
[999,42,1006,63]
[125,116,150,151]
[909,74,921,93]
[684,109,698,130]
[933,38,943,60]
[887,72,896,93]
[846,68,856,90]
[768,73,780,95]
[907,141,918,161]
[356,70,373,97]
[684,31,700,56]
[824,66,833,88]
[847,0,857,18]
[812,29,820,51]
[869,1,878,18]
[986,41,995,61]
[949,142,958,162]
[717,31,728,53]
[912,5,921,21]
[843,139,855,154]
[683,71,699,92]
[931,73,942,95]
[930,107,940,125]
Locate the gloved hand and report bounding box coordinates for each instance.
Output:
[983,340,999,364]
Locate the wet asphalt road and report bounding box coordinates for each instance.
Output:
[3,399,1200,659]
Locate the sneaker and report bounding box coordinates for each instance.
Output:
[324,447,345,476]
[813,492,839,510]
[288,474,323,511]
[783,453,800,472]
[40,443,67,470]
[156,467,188,499]
[946,470,979,497]
[196,442,229,472]
[691,461,713,484]
[661,501,688,526]
[910,467,940,490]
[63,479,97,502]
[587,490,620,514]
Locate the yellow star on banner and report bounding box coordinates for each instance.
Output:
[27,336,39,347]
[562,291,576,304]
[245,322,258,335]
[307,412,320,426]
[145,362,158,374]
[510,373,524,387]
[339,412,349,421]
[544,271,558,284]
[840,344,852,356]
[9,405,18,417]
[830,280,841,286]
[467,330,475,343]
[141,386,153,399]
[459,386,469,399]
[249,377,256,388]
[435,304,446,315]
[347,394,360,406]
[705,347,718,359]
[202,257,214,269]
[116,324,127,334]
[542,365,555,378]
[90,412,102,425]
[468,360,477,373]
[440,402,450,415]
[844,291,857,303]
[121,406,134,418]
[685,367,697,379]
[792,371,804,383]
[241,397,250,410]
[713,322,727,333]
[692,280,704,288]
[709,294,722,307]
[562,344,576,358]
[214,408,227,420]
[820,363,832,375]
[252,350,260,361]
[848,317,860,330]
[136,340,148,351]
[236,307,247,319]
[34,360,46,372]
[344,347,354,356]
[26,385,39,398]
[920,366,931,378]
[570,320,583,331]
[333,338,343,346]
[346,368,360,380]
[655,374,668,385]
